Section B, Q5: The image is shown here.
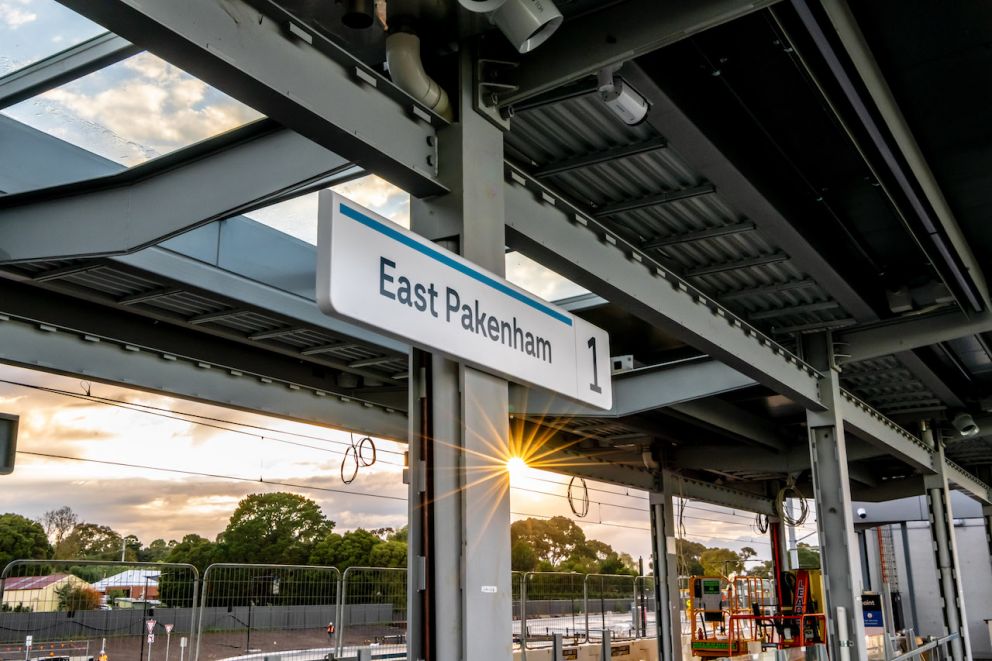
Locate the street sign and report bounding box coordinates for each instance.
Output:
[180,637,188,648]
[146,619,157,633]
[164,624,174,634]
[147,634,155,644]
[24,635,32,647]
[317,192,612,409]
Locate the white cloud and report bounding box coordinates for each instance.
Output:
[40,53,261,156]
[0,2,37,29]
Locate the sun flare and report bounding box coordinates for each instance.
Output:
[506,456,528,480]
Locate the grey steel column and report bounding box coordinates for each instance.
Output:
[923,425,970,661]
[650,481,682,661]
[898,522,919,633]
[409,47,512,661]
[985,504,992,576]
[802,332,868,660]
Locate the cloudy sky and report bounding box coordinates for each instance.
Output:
[0,0,810,561]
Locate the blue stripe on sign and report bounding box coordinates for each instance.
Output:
[339,203,573,326]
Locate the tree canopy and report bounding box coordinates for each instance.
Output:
[55,523,125,561]
[510,517,635,575]
[0,513,52,568]
[217,492,333,565]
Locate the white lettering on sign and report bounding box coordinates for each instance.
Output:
[481,585,498,593]
[317,192,612,409]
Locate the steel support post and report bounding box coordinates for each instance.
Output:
[899,522,920,634]
[406,49,512,661]
[802,332,868,660]
[985,505,992,576]
[649,482,682,661]
[922,425,970,661]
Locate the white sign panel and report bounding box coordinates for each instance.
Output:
[317,192,611,409]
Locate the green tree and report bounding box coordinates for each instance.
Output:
[797,543,820,569]
[510,517,586,567]
[123,534,142,560]
[369,540,407,568]
[748,560,774,578]
[388,526,408,544]
[675,539,707,576]
[511,540,538,572]
[217,492,332,564]
[140,539,175,563]
[56,523,127,561]
[0,513,52,568]
[700,548,743,576]
[310,529,380,570]
[165,534,217,573]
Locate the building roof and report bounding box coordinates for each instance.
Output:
[2,574,71,591]
[91,569,160,591]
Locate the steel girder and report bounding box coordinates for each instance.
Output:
[509,358,756,418]
[0,32,140,109]
[0,121,353,263]
[56,0,446,197]
[837,309,992,363]
[503,163,826,410]
[497,0,780,107]
[0,290,407,441]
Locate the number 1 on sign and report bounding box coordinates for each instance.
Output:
[587,337,602,394]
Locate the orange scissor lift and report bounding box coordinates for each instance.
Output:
[689,573,827,658]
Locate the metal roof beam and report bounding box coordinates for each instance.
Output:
[719,278,819,302]
[666,397,786,452]
[0,122,350,264]
[684,252,789,278]
[533,137,668,178]
[642,222,756,250]
[838,390,935,473]
[594,184,715,218]
[0,284,407,439]
[58,0,445,197]
[748,300,841,321]
[944,459,992,505]
[660,471,776,516]
[837,309,992,363]
[497,0,779,107]
[510,358,757,418]
[503,165,825,409]
[110,245,406,359]
[622,63,878,323]
[0,32,140,109]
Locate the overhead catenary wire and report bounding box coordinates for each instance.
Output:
[775,478,811,527]
[1,378,817,538]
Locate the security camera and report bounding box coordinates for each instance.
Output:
[598,70,649,126]
[857,508,867,520]
[952,412,979,438]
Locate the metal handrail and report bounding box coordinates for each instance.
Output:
[889,632,960,661]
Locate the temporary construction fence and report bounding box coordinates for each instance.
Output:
[584,574,637,643]
[195,563,340,661]
[2,559,662,660]
[0,559,198,661]
[335,567,406,658]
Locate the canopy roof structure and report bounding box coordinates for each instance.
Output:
[2,1,992,658]
[2,0,989,505]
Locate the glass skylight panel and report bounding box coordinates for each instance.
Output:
[0,0,105,76]
[245,174,590,303]
[1,52,263,166]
